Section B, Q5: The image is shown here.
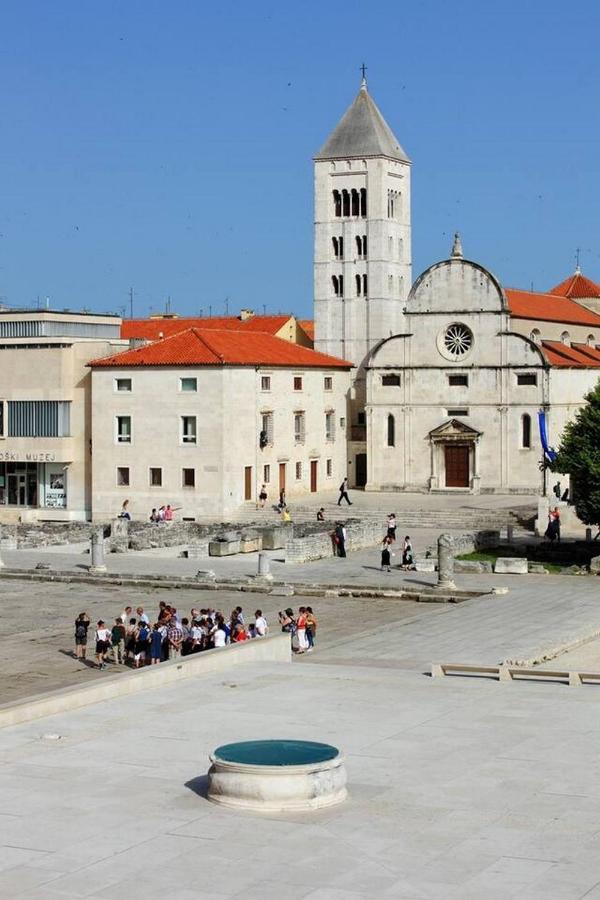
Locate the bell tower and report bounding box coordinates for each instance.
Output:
[313,75,412,366]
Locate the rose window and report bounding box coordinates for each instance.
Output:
[443,323,473,358]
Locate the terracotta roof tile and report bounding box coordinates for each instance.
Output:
[506,288,600,327]
[299,319,315,340]
[541,340,600,367]
[550,272,600,300]
[90,328,352,369]
[121,315,292,341]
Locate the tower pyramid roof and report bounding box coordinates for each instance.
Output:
[315,81,409,162]
[550,270,600,300]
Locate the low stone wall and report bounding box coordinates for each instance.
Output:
[0,633,291,728]
[285,519,386,564]
[1,522,93,549]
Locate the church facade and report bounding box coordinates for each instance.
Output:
[314,80,600,494]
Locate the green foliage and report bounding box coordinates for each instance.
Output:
[552,379,600,527]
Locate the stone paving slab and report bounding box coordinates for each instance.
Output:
[2,661,600,898]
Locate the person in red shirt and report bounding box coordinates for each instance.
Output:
[295,607,308,654]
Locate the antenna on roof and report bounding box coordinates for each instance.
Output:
[199,308,203,318]
[129,287,134,319]
[209,304,212,317]
[575,247,581,274]
[224,297,229,315]
[262,304,267,315]
[165,296,171,315]
[530,281,534,292]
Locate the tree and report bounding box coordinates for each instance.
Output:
[552,379,600,528]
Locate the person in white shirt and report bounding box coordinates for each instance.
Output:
[95,620,111,669]
[213,626,226,648]
[254,610,268,637]
[136,606,149,625]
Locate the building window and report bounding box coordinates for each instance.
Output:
[325,411,335,441]
[382,373,401,386]
[356,235,367,259]
[387,414,395,447]
[360,188,367,217]
[443,323,473,358]
[261,376,271,391]
[332,275,344,297]
[530,328,541,345]
[0,401,4,437]
[447,408,469,417]
[116,415,131,443]
[182,467,195,487]
[295,461,302,480]
[180,377,197,392]
[521,413,532,449]
[263,464,270,483]
[387,189,400,218]
[342,189,350,217]
[448,374,468,387]
[261,412,274,444]
[587,334,596,347]
[357,411,366,426]
[294,412,305,444]
[332,236,344,259]
[332,190,341,217]
[561,331,570,345]
[116,466,130,487]
[293,376,303,391]
[149,467,162,487]
[356,274,362,297]
[326,458,333,477]
[115,378,132,392]
[324,376,333,391]
[351,188,360,216]
[340,417,346,429]
[517,373,537,386]
[8,401,71,438]
[362,274,368,297]
[181,416,197,444]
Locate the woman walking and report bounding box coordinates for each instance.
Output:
[381,536,392,572]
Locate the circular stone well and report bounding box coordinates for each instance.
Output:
[207,739,347,811]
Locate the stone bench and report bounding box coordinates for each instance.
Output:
[493,557,528,574]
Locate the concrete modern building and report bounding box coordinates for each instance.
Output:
[89,328,352,520]
[0,309,124,521]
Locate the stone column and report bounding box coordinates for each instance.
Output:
[435,533,456,591]
[258,552,270,576]
[506,524,514,543]
[90,528,107,574]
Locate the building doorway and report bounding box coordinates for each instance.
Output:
[310,460,318,493]
[444,445,469,488]
[279,462,286,494]
[355,453,367,488]
[244,466,253,501]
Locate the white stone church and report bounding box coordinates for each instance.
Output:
[314,77,600,495]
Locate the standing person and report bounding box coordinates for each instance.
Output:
[278,608,297,648]
[278,489,286,511]
[551,506,561,542]
[134,621,149,668]
[167,618,183,660]
[381,536,392,573]
[254,609,268,637]
[258,485,268,509]
[164,504,174,522]
[212,617,227,648]
[386,513,397,542]
[119,499,131,519]
[157,506,166,522]
[94,620,111,669]
[149,508,159,523]
[121,605,133,625]
[74,612,90,661]
[281,506,291,523]
[335,523,347,558]
[305,607,317,651]
[295,607,308,654]
[111,617,126,665]
[125,617,138,664]
[337,477,352,506]
[136,606,149,625]
[317,507,325,522]
[402,535,414,569]
[149,624,163,665]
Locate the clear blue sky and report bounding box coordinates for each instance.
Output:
[1,0,599,319]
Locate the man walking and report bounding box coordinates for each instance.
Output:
[337,477,352,506]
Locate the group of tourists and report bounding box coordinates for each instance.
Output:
[74,603,269,670]
[381,513,414,572]
[149,505,177,523]
[278,606,317,654]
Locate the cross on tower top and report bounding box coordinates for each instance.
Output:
[360,63,368,89]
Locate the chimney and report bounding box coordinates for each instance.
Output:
[239,308,254,321]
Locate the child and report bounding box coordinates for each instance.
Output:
[381,536,392,573]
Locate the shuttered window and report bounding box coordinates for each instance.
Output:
[8,401,70,437]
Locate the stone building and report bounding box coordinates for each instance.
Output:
[89,328,351,520]
[314,78,600,494]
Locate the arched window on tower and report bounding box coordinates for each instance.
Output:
[360,188,367,217]
[521,413,531,449]
[356,235,363,258]
[351,189,360,216]
[529,329,541,345]
[587,333,596,346]
[332,275,340,297]
[342,190,350,217]
[332,237,343,259]
[362,274,368,297]
[387,414,395,447]
[332,190,341,217]
[561,331,571,346]
[355,274,362,297]
[362,235,367,259]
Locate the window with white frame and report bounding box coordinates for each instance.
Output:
[324,376,333,391]
[325,411,335,441]
[180,377,197,392]
[149,467,162,487]
[263,464,270,483]
[115,378,132,392]
[116,415,132,443]
[182,467,195,487]
[294,412,305,444]
[293,376,303,391]
[261,375,271,391]
[181,416,197,444]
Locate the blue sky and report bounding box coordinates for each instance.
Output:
[1,0,599,319]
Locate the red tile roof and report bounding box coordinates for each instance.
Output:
[90,327,352,369]
[550,272,600,300]
[121,315,292,341]
[299,319,315,341]
[541,340,600,367]
[505,288,600,327]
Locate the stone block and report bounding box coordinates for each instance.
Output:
[185,543,209,559]
[528,563,549,575]
[209,540,240,557]
[590,555,600,574]
[415,557,435,572]
[454,559,493,573]
[196,569,216,581]
[494,557,528,574]
[239,536,263,553]
[270,584,295,597]
[260,527,289,550]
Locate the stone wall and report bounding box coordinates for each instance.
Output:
[1,522,93,549]
[285,519,385,564]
